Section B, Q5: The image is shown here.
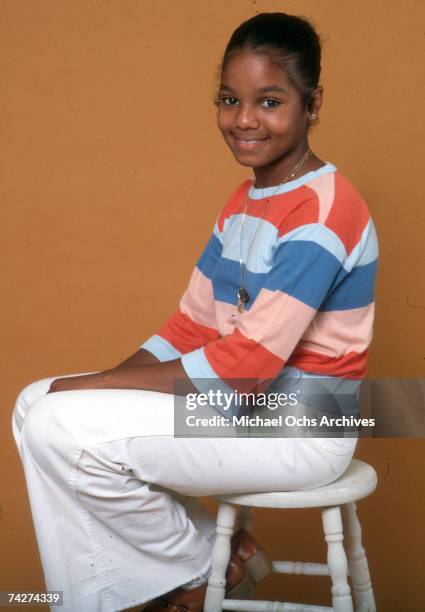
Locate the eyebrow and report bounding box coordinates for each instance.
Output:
[219,84,288,94]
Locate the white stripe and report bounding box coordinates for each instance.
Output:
[248,162,337,200]
[181,349,240,416]
[345,219,379,271]
[140,335,182,362]
[181,347,218,379]
[221,214,278,273]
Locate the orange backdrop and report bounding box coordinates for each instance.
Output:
[1,1,424,610]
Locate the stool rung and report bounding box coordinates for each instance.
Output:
[272,561,331,576]
[222,599,333,611]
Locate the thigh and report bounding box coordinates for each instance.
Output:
[90,434,356,497]
[20,386,355,498]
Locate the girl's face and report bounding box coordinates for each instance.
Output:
[216,50,316,188]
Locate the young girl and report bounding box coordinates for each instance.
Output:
[12,12,378,612]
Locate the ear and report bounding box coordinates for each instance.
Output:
[306,86,324,123]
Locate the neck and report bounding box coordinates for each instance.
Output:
[253,140,314,189]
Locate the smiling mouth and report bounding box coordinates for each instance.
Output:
[232,135,270,151]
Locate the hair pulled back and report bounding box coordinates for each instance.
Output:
[219,12,321,113]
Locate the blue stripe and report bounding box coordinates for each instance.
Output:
[264,241,342,309]
[320,260,378,311]
[197,234,223,279]
[210,257,267,309]
[213,220,223,242]
[278,224,346,266]
[197,225,377,313]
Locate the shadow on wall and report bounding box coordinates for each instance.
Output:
[359,378,425,438]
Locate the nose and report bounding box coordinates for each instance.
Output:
[235,103,259,130]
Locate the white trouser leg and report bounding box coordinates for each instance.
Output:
[12,374,356,612]
[12,374,217,611]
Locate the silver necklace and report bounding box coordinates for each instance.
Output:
[237,149,312,313]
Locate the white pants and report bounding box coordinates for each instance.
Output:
[12,371,357,612]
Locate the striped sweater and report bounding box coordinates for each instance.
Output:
[142,163,378,390]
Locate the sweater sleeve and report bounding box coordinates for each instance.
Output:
[180,221,354,389]
[140,221,222,362]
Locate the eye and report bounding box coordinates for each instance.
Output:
[261,99,281,108]
[218,96,239,106]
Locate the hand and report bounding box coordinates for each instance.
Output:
[47,372,109,394]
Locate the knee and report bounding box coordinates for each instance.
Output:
[12,377,54,437]
[20,395,77,469]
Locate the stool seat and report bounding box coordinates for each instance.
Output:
[217,459,377,509]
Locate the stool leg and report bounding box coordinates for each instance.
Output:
[204,502,237,612]
[342,502,376,612]
[322,506,353,612]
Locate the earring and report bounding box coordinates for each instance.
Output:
[309,112,317,122]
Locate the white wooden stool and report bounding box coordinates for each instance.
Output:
[204,459,377,612]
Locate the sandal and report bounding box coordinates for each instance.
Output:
[144,529,272,611]
[231,528,273,585]
[143,552,251,611]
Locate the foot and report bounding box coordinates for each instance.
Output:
[144,530,271,612]
[231,529,273,585]
[143,553,246,612]
[231,528,260,562]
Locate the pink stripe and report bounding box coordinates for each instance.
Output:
[237,289,316,360]
[298,304,375,358]
[307,172,335,224]
[179,268,218,330]
[214,300,243,336]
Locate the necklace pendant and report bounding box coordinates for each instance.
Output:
[237,287,250,313]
